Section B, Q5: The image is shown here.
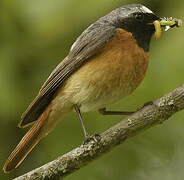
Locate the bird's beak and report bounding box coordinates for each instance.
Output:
[152,18,182,39]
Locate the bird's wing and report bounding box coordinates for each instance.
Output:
[19,22,117,127]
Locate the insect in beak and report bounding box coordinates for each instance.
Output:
[152,17,182,39]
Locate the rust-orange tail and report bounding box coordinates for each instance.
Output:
[3,106,52,173]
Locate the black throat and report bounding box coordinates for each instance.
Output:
[120,23,155,52]
[130,29,154,52]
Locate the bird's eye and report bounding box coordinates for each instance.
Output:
[134,13,144,22]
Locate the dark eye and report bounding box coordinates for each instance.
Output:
[134,13,144,22]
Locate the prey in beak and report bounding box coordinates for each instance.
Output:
[152,17,182,39]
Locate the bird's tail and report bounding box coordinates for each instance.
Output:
[3,105,53,173]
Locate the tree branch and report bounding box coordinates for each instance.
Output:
[14,85,184,180]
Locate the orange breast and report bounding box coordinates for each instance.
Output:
[85,28,149,92]
[55,28,149,112]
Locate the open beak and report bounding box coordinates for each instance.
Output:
[152,17,182,39]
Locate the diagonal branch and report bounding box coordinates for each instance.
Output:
[14,84,184,180]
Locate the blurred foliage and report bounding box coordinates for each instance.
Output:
[0,0,184,179]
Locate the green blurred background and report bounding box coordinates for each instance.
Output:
[0,0,184,179]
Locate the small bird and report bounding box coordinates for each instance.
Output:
[3,4,180,173]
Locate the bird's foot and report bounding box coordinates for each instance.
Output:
[83,133,101,145]
[137,101,153,111]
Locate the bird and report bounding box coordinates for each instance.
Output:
[3,4,179,173]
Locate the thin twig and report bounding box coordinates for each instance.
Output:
[14,84,184,180]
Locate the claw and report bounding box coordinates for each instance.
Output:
[83,133,101,145]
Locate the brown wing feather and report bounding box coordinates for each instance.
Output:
[19,22,116,127]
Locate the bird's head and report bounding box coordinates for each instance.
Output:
[105,4,182,51]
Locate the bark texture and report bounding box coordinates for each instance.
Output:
[14,85,184,180]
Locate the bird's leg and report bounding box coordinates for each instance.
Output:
[74,105,89,138]
[99,107,135,115]
[74,105,101,144]
[99,101,153,116]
